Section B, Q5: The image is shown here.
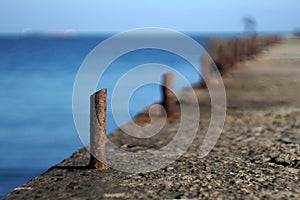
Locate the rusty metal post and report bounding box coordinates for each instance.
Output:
[162,73,175,118]
[89,88,108,170]
[220,44,230,77]
[235,38,241,65]
[246,38,251,58]
[242,39,248,60]
[228,41,234,67]
[249,38,254,57]
[232,39,238,65]
[201,54,211,88]
[253,37,258,55]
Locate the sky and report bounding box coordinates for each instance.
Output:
[0,0,299,33]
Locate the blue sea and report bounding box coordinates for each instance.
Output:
[0,32,219,196]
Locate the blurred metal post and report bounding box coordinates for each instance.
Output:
[162,73,175,117]
[89,88,108,170]
[234,38,240,65]
[201,53,211,88]
[242,39,248,61]
[221,44,230,76]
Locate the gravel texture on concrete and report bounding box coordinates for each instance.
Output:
[2,37,300,200]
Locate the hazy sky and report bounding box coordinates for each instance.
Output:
[1,0,299,33]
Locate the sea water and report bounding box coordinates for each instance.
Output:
[0,33,208,196]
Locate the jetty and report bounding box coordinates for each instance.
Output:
[2,36,300,199]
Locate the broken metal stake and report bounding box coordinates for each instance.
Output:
[89,88,108,170]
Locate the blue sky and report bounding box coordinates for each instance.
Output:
[0,0,299,33]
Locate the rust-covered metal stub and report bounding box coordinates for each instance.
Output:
[89,88,108,170]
